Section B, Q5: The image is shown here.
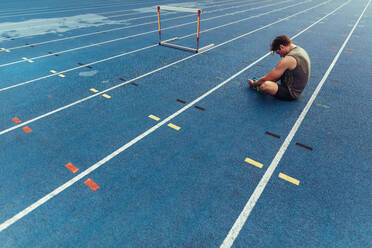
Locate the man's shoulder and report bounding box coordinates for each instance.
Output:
[280,55,297,70]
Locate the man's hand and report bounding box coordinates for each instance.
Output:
[248,79,257,87]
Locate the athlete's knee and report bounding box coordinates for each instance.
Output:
[259,82,269,91]
[259,82,271,93]
[260,82,277,95]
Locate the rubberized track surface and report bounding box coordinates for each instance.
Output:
[0,0,371,247]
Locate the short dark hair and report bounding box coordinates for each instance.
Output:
[270,35,292,51]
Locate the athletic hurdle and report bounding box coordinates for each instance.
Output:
[157,5,214,53]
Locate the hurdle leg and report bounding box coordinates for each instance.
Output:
[157,6,161,43]
[196,10,201,50]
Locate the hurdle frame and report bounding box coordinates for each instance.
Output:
[157,5,214,53]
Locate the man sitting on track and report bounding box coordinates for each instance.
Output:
[249,35,311,101]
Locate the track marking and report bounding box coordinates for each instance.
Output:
[22,126,32,133]
[194,106,206,111]
[244,158,263,169]
[50,70,57,74]
[0,0,300,69]
[102,94,111,99]
[90,88,99,93]
[167,123,181,131]
[0,0,330,136]
[22,57,34,63]
[265,131,281,139]
[0,0,344,232]
[0,1,151,20]
[0,0,273,47]
[278,173,300,185]
[58,74,65,78]
[220,0,367,246]
[65,162,79,174]
[315,103,330,109]
[295,142,313,151]
[11,117,22,124]
[148,115,160,121]
[84,178,100,191]
[328,79,339,83]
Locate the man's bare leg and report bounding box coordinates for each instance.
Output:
[248,79,278,95]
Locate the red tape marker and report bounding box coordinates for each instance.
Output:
[84,178,100,191]
[22,126,32,133]
[12,117,22,124]
[65,162,79,174]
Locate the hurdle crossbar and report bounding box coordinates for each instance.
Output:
[158,6,200,13]
[157,6,214,53]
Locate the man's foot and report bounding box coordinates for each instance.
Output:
[248,79,260,92]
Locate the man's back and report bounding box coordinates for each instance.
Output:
[281,46,311,98]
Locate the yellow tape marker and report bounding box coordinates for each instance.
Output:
[22,57,34,63]
[1,48,4,51]
[50,70,57,73]
[244,157,263,168]
[167,123,181,131]
[278,173,300,186]
[58,74,65,78]
[90,88,99,93]
[5,49,10,53]
[316,103,330,109]
[148,114,160,121]
[102,94,111,99]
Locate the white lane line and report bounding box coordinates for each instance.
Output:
[0,0,346,232]
[220,0,367,247]
[0,0,331,137]
[0,0,249,16]
[0,0,290,68]
[0,0,159,15]
[2,0,263,51]
[0,0,171,19]
[0,0,237,33]
[0,0,253,41]
[0,0,310,93]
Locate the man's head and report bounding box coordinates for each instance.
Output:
[270,35,293,57]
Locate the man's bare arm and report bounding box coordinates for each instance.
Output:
[251,56,296,86]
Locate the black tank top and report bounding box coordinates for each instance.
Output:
[280,46,311,98]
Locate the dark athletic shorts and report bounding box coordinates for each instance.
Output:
[275,84,296,101]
